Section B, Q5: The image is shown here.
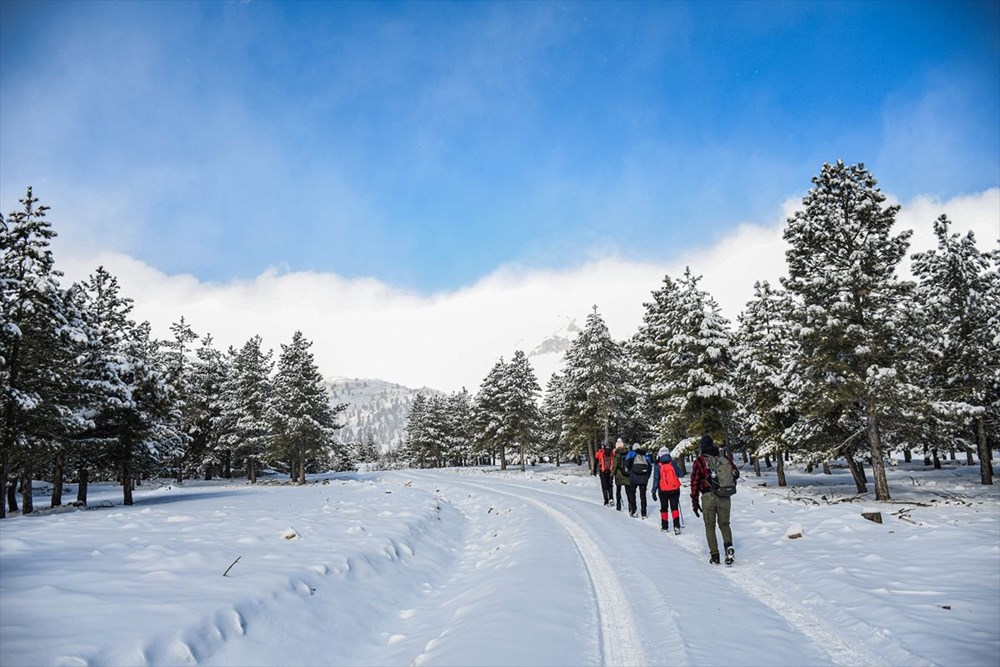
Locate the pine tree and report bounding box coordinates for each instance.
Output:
[540,371,572,466]
[217,336,273,483]
[734,281,798,486]
[162,317,199,482]
[782,161,914,501]
[270,331,344,483]
[474,359,508,469]
[912,216,1000,485]
[640,269,736,455]
[561,307,628,472]
[502,350,542,472]
[189,334,226,479]
[0,188,69,516]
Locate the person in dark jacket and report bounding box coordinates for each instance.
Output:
[651,446,684,533]
[610,438,631,512]
[624,444,653,518]
[690,434,740,564]
[594,441,614,506]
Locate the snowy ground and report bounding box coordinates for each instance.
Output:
[1,459,997,667]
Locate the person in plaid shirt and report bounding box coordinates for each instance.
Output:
[690,434,740,565]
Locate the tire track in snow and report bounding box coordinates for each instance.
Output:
[438,476,647,667]
[495,477,931,667]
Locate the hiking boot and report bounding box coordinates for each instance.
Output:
[674,526,681,535]
[661,520,669,531]
[709,553,720,565]
[725,546,735,565]
[641,514,647,519]
[629,511,636,518]
[660,527,668,533]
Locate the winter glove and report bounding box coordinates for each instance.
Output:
[692,498,701,518]
[651,490,658,501]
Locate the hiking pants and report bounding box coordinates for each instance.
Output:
[633,483,648,517]
[615,482,629,511]
[700,491,733,556]
[624,484,637,515]
[599,471,613,505]
[658,490,681,528]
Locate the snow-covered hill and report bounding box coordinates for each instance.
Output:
[327,378,442,450]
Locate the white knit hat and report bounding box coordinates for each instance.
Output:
[658,446,670,457]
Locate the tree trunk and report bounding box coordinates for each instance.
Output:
[764,454,772,468]
[923,444,931,466]
[866,405,890,501]
[555,450,560,467]
[741,449,749,464]
[519,444,525,473]
[223,451,232,479]
[21,469,34,514]
[248,458,257,483]
[948,447,956,462]
[845,452,868,494]
[776,452,787,487]
[753,455,761,477]
[0,447,8,518]
[176,464,183,484]
[903,448,912,463]
[932,448,941,469]
[7,479,18,513]
[122,445,134,506]
[966,448,975,466]
[977,417,994,485]
[204,464,213,481]
[77,467,88,506]
[822,461,832,475]
[51,448,64,508]
[297,453,306,485]
[499,446,506,471]
[588,437,596,476]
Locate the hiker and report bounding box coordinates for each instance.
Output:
[624,444,653,518]
[651,446,684,534]
[690,434,740,564]
[595,441,614,506]
[611,438,631,512]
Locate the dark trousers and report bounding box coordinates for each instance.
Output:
[658,490,681,528]
[626,483,648,516]
[615,482,629,511]
[599,471,613,504]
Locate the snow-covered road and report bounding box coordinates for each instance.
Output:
[1,464,996,667]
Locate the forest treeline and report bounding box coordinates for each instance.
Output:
[0,189,366,517]
[3,162,998,516]
[402,162,1000,500]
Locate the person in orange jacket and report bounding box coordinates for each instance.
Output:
[651,446,684,534]
[594,441,614,506]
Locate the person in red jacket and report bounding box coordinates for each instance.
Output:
[594,441,614,506]
[651,446,684,534]
[690,434,740,565]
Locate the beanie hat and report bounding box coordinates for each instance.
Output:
[657,446,670,458]
[615,437,626,449]
[632,443,640,451]
[700,434,719,456]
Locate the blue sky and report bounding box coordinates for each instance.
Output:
[2,0,998,293]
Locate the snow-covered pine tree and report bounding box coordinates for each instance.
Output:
[474,358,508,469]
[631,275,681,450]
[734,281,798,486]
[444,389,473,466]
[0,188,71,516]
[649,269,737,455]
[161,317,199,482]
[782,161,914,501]
[540,371,572,466]
[189,334,226,479]
[912,216,1000,485]
[270,331,344,483]
[502,350,542,473]
[217,336,273,483]
[560,307,628,472]
[403,393,429,468]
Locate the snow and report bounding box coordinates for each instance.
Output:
[1,460,997,667]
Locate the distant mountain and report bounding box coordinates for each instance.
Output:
[327,378,442,451]
[527,317,579,385]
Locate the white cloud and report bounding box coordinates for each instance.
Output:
[55,189,1000,394]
